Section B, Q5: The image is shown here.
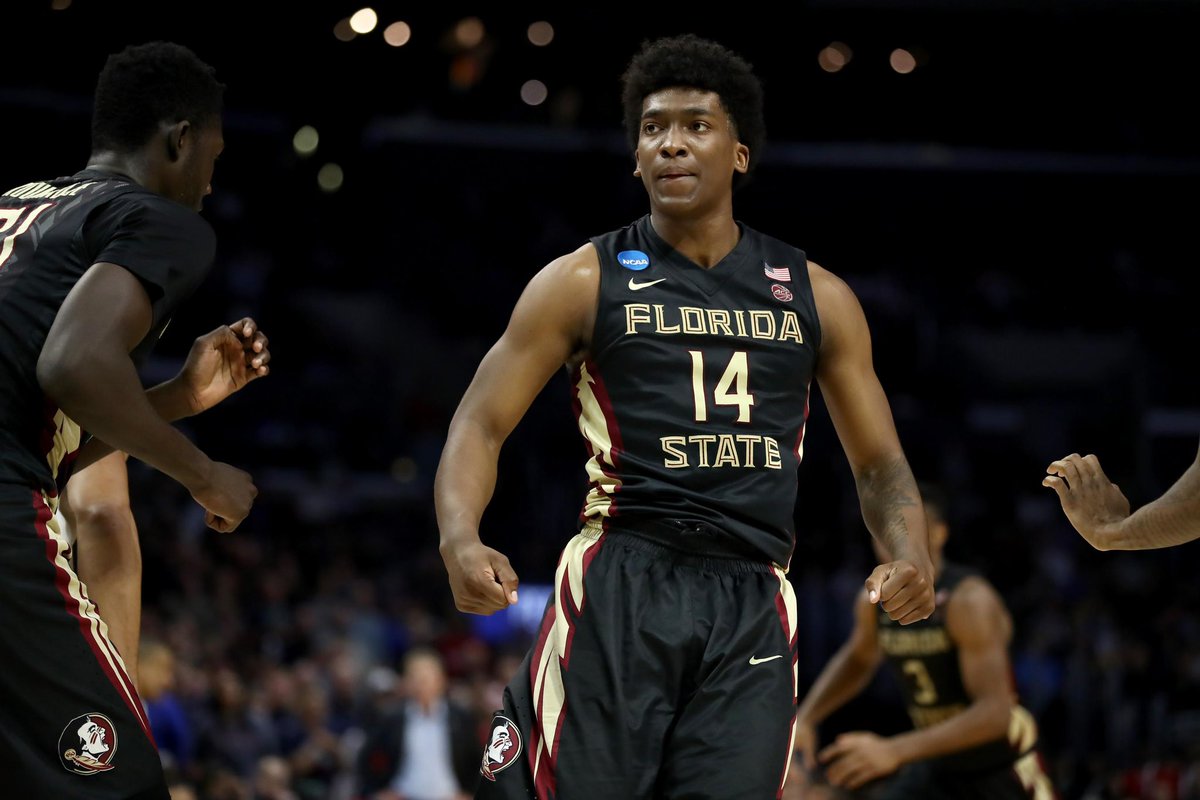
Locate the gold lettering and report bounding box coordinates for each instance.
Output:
[653,304,680,334]
[735,434,761,467]
[733,310,748,337]
[908,704,966,728]
[680,307,706,335]
[706,309,734,336]
[714,435,739,467]
[764,436,783,469]
[661,436,689,468]
[689,435,717,467]
[750,310,776,340]
[878,628,953,656]
[625,303,651,335]
[778,311,804,344]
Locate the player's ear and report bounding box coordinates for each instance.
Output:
[164,120,190,163]
[734,142,749,174]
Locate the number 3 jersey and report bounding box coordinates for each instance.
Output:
[578,215,821,567]
[0,170,215,497]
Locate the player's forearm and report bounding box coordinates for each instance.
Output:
[72,380,197,471]
[435,414,504,549]
[144,376,203,421]
[1101,462,1200,550]
[889,696,1012,765]
[854,454,932,573]
[38,347,211,490]
[797,644,879,726]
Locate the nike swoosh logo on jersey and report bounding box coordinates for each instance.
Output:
[628,277,667,291]
[748,654,784,665]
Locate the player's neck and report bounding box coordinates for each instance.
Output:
[85,151,157,193]
[649,207,739,270]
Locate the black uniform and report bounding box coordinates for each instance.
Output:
[479,216,820,799]
[0,169,214,799]
[875,563,1056,800]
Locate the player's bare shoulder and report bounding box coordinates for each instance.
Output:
[945,575,1013,643]
[516,242,601,361]
[806,260,860,315]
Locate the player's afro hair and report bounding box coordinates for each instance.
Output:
[621,34,765,188]
[92,41,224,153]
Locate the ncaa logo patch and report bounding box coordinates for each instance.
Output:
[771,283,793,302]
[59,713,117,775]
[617,250,651,271]
[480,714,522,782]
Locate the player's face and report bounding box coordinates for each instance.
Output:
[634,88,749,215]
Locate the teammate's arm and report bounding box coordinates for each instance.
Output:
[820,577,1016,789]
[810,262,934,623]
[1043,443,1200,550]
[37,263,256,531]
[794,590,883,770]
[60,451,143,685]
[436,245,599,615]
[73,317,270,471]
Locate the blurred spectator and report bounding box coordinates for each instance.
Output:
[255,756,299,800]
[356,648,480,800]
[141,638,195,771]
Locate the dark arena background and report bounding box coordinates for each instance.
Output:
[3,2,1198,798]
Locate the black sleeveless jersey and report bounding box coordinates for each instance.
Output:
[877,562,1040,773]
[0,169,215,497]
[577,215,821,566]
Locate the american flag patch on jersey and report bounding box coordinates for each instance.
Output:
[763,262,791,282]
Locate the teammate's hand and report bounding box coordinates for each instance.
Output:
[178,317,271,414]
[819,731,901,789]
[793,718,819,772]
[190,461,257,532]
[442,539,519,615]
[864,560,933,625]
[1042,452,1130,550]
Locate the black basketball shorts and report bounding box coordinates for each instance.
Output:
[477,521,800,800]
[0,484,168,800]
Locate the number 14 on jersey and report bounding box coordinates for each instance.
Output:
[689,350,754,423]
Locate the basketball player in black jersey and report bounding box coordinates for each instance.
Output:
[436,35,935,799]
[59,311,272,691]
[792,485,1055,799]
[1043,443,1200,550]
[0,43,266,798]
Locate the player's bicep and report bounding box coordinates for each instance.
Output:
[38,263,155,386]
[812,265,904,470]
[947,580,1015,704]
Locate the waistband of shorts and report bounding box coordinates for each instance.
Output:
[581,518,780,575]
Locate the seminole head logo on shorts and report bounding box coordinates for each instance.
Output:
[480,714,522,782]
[59,713,117,775]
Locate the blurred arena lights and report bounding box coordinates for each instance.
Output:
[818,41,853,73]
[349,8,378,35]
[391,457,418,483]
[317,163,344,193]
[292,126,319,157]
[527,21,554,47]
[383,21,412,47]
[891,47,917,74]
[449,54,483,89]
[454,17,485,49]
[521,79,549,106]
[333,18,356,42]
